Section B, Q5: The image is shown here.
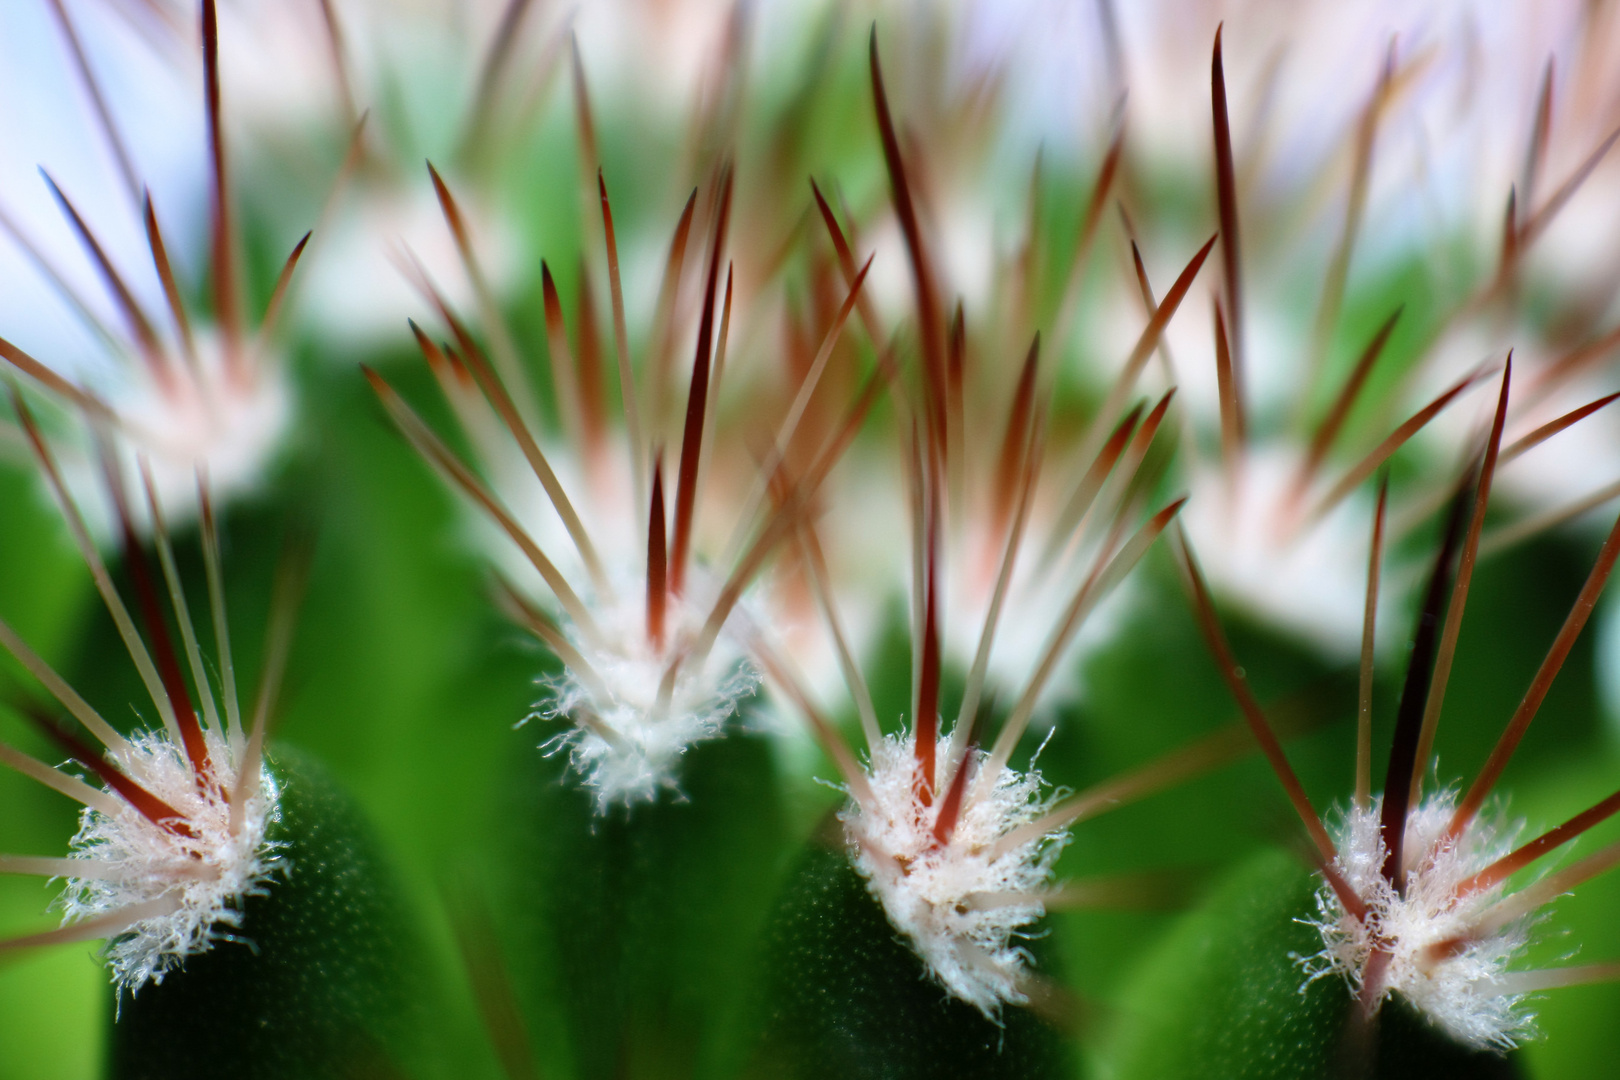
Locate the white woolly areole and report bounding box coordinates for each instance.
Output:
[1184,445,1374,659]
[535,583,759,813]
[57,728,282,996]
[841,730,1069,1016]
[62,333,292,536]
[1302,794,1532,1050]
[115,340,290,519]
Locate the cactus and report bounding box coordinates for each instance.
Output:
[1,2,1619,1078]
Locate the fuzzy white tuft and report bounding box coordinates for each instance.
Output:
[57,729,282,996]
[535,586,759,812]
[1302,793,1533,1050]
[1184,445,1376,659]
[63,334,292,536]
[841,730,1069,1016]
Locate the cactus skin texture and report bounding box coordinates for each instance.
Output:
[749,828,1072,1080]
[1111,848,1523,1080]
[108,746,422,1080]
[504,718,788,1080]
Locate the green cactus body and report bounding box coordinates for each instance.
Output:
[749,832,1072,1080]
[502,721,790,1080]
[1111,848,1522,1080]
[108,746,424,1080]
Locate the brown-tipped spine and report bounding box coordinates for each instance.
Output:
[647,456,668,652]
[992,335,1040,536]
[810,178,884,345]
[143,194,197,367]
[651,189,699,420]
[947,303,966,449]
[931,730,976,847]
[598,169,643,492]
[1408,362,1514,812]
[259,231,313,345]
[575,255,608,452]
[669,168,733,597]
[43,174,166,380]
[570,34,600,177]
[1211,27,1245,412]
[1174,525,1343,873]
[101,455,211,784]
[44,0,140,211]
[870,29,947,454]
[1212,297,1242,470]
[202,0,242,360]
[21,704,193,838]
[1298,306,1402,495]
[915,475,942,802]
[539,259,585,442]
[1451,501,1620,838]
[1379,477,1472,891]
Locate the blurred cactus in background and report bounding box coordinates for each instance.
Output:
[3,1,1620,1078]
